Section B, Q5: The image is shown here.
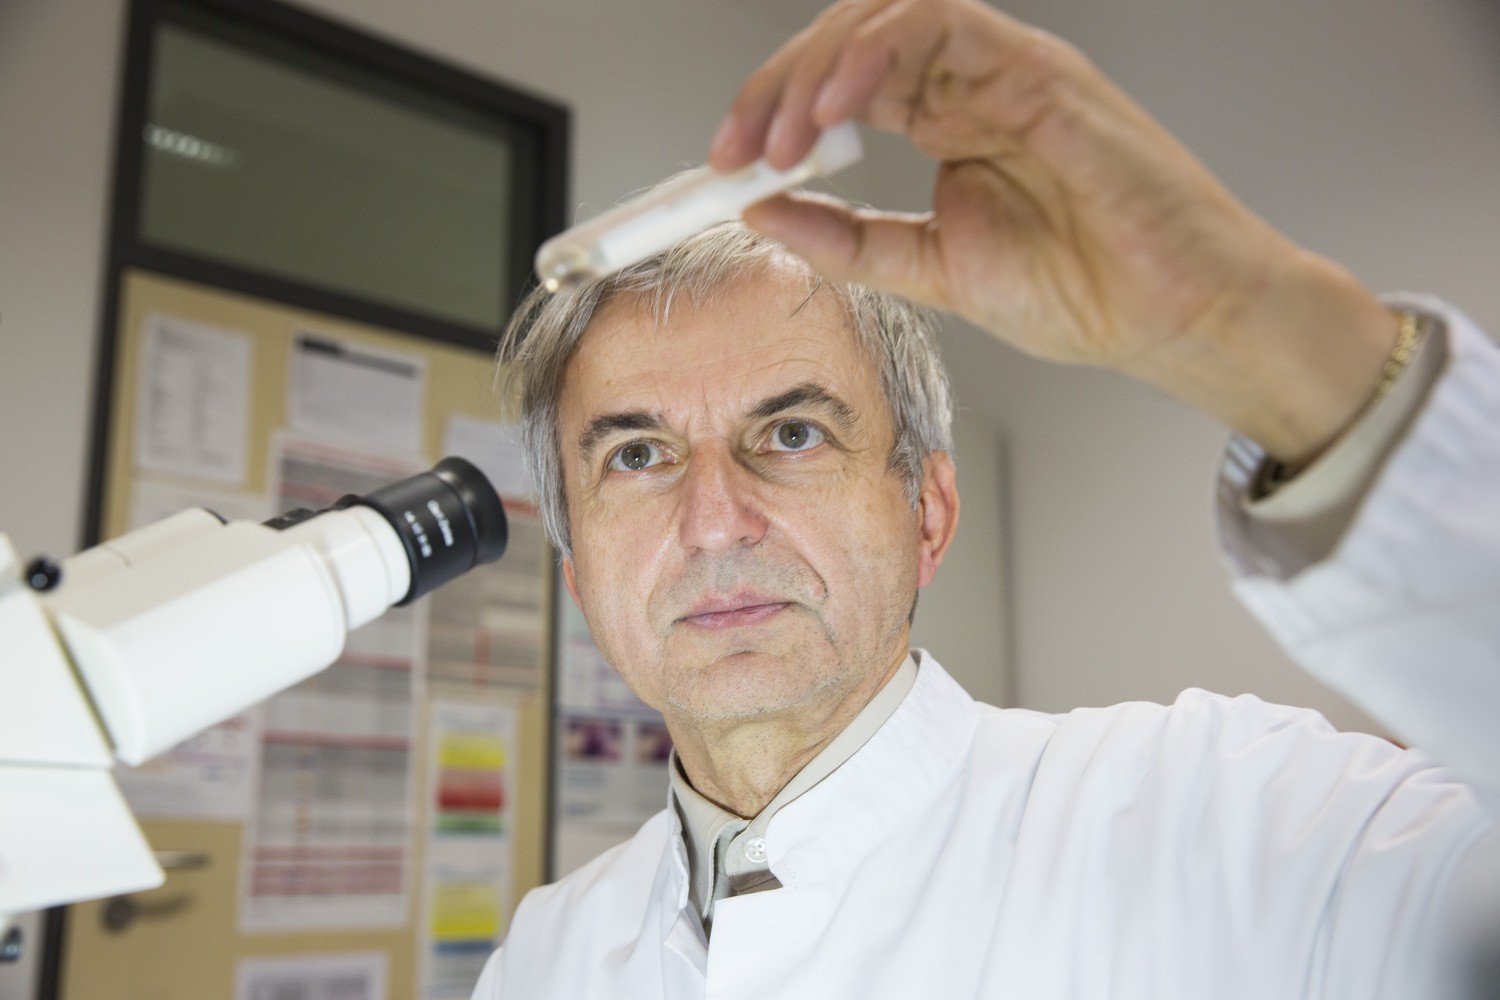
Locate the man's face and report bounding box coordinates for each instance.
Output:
[558,268,951,733]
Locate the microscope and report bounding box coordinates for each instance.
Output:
[0,457,507,959]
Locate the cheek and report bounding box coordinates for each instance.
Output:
[571,545,638,622]
[568,514,668,647]
[807,483,922,609]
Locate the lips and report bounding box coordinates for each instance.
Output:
[678,592,792,630]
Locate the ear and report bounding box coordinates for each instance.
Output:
[915,451,959,589]
[561,556,582,607]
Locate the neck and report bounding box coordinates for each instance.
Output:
[668,647,908,817]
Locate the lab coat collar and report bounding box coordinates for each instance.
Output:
[762,651,980,886]
[649,651,979,962]
[653,800,710,980]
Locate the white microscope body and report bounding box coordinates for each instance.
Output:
[0,458,506,950]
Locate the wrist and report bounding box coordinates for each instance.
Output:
[1124,245,1399,464]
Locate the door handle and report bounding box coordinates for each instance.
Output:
[100,851,211,933]
[153,851,210,871]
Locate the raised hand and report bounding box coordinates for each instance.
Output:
[712,0,1399,462]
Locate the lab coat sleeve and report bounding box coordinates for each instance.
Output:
[470,946,503,999]
[1217,298,1500,797]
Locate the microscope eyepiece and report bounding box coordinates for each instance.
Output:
[353,457,509,605]
[266,457,508,606]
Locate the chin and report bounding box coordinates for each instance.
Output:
[663,647,848,724]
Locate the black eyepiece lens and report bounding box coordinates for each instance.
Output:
[355,457,508,605]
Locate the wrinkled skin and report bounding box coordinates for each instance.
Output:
[711,0,1399,465]
[559,269,957,815]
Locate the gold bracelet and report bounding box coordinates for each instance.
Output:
[1372,307,1425,401]
[1251,306,1429,497]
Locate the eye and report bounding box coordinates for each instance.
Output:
[607,440,666,472]
[766,419,825,452]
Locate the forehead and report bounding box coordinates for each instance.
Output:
[558,271,885,426]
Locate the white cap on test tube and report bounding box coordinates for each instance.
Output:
[535,121,863,292]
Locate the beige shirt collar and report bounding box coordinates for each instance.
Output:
[669,652,920,926]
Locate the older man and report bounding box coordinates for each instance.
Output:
[474,0,1500,997]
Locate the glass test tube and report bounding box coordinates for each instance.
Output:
[534,121,863,292]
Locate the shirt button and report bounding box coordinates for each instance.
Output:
[743,837,767,863]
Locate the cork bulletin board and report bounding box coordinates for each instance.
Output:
[61,268,554,1000]
[52,0,570,995]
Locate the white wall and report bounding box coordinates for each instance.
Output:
[924,0,1500,731]
[908,404,1010,705]
[0,0,131,560]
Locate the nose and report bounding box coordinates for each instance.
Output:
[675,442,768,553]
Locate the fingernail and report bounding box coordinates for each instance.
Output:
[710,116,737,161]
[812,81,839,123]
[765,113,789,162]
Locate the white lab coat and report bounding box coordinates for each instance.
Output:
[473,302,1500,1000]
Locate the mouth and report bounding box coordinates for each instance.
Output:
[678,593,793,631]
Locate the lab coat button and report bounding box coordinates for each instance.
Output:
[743,837,767,863]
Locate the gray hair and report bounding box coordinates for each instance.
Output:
[497,222,954,556]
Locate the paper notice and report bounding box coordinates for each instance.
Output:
[558,582,651,716]
[427,506,546,693]
[134,313,252,484]
[419,700,518,1000]
[234,952,387,1000]
[552,707,674,877]
[113,711,261,821]
[288,333,426,454]
[442,415,532,502]
[237,438,425,933]
[556,711,672,828]
[552,577,673,874]
[129,476,271,530]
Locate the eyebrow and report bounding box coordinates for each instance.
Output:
[578,410,666,458]
[747,382,856,426]
[575,381,858,460]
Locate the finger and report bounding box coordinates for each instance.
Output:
[742,192,946,308]
[712,0,899,172]
[815,0,1056,140]
[763,1,899,169]
[810,0,947,128]
[711,43,800,171]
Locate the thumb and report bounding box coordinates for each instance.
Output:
[742,192,944,305]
